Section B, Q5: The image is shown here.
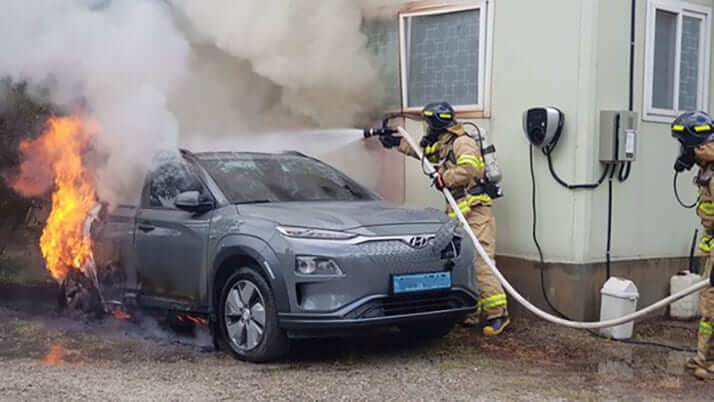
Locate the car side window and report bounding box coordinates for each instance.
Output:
[144,159,205,209]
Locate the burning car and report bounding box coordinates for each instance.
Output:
[76,149,479,361]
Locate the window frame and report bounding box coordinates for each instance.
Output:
[397,1,494,116]
[644,0,712,123]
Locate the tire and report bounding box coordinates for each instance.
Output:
[218,267,289,362]
[58,270,103,317]
[399,319,456,340]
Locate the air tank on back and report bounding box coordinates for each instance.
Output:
[464,123,502,184]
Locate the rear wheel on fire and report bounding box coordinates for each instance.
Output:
[218,267,289,362]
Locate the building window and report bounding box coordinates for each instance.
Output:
[645,0,711,121]
[399,2,492,113]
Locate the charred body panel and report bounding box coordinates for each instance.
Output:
[90,151,478,359]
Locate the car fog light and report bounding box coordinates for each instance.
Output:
[296,257,343,276]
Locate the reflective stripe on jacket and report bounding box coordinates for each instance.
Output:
[398,123,489,213]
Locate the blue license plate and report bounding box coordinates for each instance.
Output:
[392,272,452,294]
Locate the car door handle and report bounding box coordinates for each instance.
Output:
[137,224,155,233]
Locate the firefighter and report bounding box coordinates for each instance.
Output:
[674,111,714,380]
[379,102,510,336]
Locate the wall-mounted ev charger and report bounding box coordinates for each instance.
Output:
[523,107,564,151]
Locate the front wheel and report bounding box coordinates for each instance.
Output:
[218,267,289,362]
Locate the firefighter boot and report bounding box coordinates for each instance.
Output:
[483,316,511,337]
[694,364,714,381]
[687,321,711,372]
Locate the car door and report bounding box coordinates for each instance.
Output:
[134,158,213,305]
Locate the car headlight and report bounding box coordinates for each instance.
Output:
[277,226,357,240]
[295,256,344,276]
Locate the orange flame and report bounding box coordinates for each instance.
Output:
[111,311,131,321]
[14,116,97,282]
[185,315,208,326]
[43,343,65,366]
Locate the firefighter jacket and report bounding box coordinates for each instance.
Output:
[694,142,714,253]
[398,123,489,217]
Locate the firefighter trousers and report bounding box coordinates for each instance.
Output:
[464,204,508,320]
[697,256,714,368]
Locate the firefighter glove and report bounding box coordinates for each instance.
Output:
[379,133,402,149]
[431,172,445,191]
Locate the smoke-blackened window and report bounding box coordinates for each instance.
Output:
[146,157,203,209]
[197,153,378,204]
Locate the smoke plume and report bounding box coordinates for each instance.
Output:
[0,0,189,204]
[0,0,402,204]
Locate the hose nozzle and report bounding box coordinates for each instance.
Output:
[363,127,397,138]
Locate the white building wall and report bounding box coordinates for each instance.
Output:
[377,0,714,264]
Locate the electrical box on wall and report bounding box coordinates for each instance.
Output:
[599,111,639,162]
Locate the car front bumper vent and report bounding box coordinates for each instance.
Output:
[344,290,476,319]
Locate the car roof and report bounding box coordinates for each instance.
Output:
[183,150,309,161]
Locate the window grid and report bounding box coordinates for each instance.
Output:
[398,3,490,112]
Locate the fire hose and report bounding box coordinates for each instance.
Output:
[396,126,710,330]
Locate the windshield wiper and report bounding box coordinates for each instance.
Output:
[233,200,273,205]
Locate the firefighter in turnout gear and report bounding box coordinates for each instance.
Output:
[380,102,510,336]
[673,111,714,381]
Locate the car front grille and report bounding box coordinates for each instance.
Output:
[344,290,476,319]
[358,237,462,272]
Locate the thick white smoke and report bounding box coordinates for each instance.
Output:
[169,0,405,142]
[0,0,404,204]
[0,0,189,204]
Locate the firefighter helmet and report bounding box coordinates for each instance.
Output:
[672,111,714,149]
[422,102,457,131]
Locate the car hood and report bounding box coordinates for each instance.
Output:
[236,201,447,231]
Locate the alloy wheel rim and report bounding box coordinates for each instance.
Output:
[224,280,266,351]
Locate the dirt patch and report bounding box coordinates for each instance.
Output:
[0,299,712,401]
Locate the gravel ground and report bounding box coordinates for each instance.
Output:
[0,299,712,401]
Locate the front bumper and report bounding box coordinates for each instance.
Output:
[279,288,478,330]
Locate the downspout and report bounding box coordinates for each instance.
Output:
[605,0,636,279]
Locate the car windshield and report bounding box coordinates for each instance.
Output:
[197,153,379,204]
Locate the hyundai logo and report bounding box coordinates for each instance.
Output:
[408,236,430,249]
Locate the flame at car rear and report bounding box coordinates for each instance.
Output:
[10,115,97,282]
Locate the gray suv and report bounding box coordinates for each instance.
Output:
[91,150,478,361]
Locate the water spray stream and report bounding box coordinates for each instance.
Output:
[397,127,710,330]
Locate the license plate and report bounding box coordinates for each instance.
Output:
[392,271,452,294]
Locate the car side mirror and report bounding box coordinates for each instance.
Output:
[175,191,213,213]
